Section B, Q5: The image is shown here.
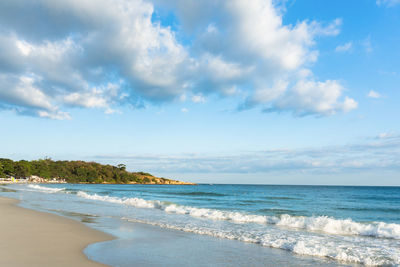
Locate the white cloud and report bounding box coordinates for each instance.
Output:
[335,42,352,52]
[0,0,356,118]
[0,74,70,119]
[376,0,400,6]
[252,80,288,103]
[63,83,122,114]
[362,36,373,53]
[162,0,353,115]
[38,110,71,120]
[377,132,398,139]
[64,91,107,108]
[201,54,246,81]
[0,0,188,118]
[181,107,188,112]
[16,40,33,56]
[271,79,357,115]
[367,90,382,99]
[206,24,218,34]
[93,133,400,174]
[310,18,342,37]
[341,97,358,112]
[191,94,206,103]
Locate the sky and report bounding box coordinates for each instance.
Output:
[0,0,399,185]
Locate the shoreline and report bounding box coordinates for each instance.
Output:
[0,197,113,267]
[0,181,196,185]
[1,184,393,266]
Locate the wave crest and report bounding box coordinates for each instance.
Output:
[122,217,400,266]
[76,191,400,240]
[27,184,65,193]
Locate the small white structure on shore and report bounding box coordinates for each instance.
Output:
[29,175,45,183]
[0,175,66,184]
[0,176,25,184]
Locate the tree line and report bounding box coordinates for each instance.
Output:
[0,158,167,184]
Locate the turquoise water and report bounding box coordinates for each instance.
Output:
[1,184,399,266]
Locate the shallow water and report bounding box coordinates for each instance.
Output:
[1,183,399,266]
[85,220,346,267]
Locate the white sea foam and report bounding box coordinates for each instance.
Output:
[77,191,161,209]
[77,191,400,240]
[27,184,65,193]
[276,214,400,240]
[122,217,400,266]
[10,186,399,266]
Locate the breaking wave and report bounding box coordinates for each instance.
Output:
[10,185,400,266]
[76,191,400,240]
[122,217,400,266]
[27,184,65,193]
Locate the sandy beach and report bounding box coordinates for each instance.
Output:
[0,197,112,267]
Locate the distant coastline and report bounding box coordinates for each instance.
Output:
[0,158,195,185]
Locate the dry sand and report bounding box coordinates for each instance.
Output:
[0,197,113,267]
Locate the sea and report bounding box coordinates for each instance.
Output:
[1,184,399,266]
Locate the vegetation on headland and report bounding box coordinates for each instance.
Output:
[0,158,194,185]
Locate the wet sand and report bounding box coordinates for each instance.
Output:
[0,197,113,267]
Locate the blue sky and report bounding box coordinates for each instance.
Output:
[0,0,399,185]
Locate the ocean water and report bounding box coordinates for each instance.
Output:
[1,184,399,266]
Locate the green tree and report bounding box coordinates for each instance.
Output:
[31,160,51,179]
[0,162,4,177]
[0,158,177,184]
[0,158,14,175]
[117,164,126,171]
[14,160,31,178]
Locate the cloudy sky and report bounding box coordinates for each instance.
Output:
[0,0,399,185]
